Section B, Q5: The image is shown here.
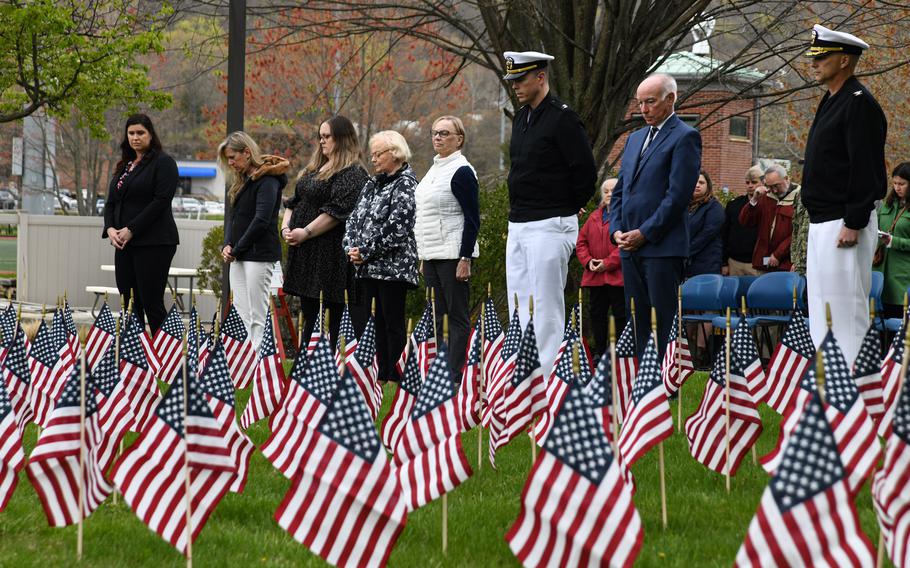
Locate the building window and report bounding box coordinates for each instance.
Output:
[729,116,749,138]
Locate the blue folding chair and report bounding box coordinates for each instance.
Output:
[681,274,725,368]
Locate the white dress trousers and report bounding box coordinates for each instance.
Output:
[806,211,877,368]
[230,260,274,351]
[506,215,578,374]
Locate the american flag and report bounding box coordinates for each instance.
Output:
[133,315,163,375]
[878,318,906,438]
[119,314,162,432]
[394,341,472,511]
[187,307,201,375]
[306,305,324,360]
[852,323,884,424]
[152,305,185,385]
[731,318,767,402]
[761,331,880,494]
[614,320,638,424]
[241,307,285,429]
[113,360,237,554]
[85,302,116,371]
[533,330,588,445]
[506,378,643,568]
[221,303,257,389]
[28,320,63,427]
[3,323,33,430]
[198,313,216,373]
[380,337,423,452]
[483,305,521,438]
[617,337,673,467]
[196,339,254,493]
[582,350,616,443]
[872,371,910,567]
[261,335,340,479]
[491,318,547,467]
[764,310,815,414]
[347,315,382,419]
[685,341,763,476]
[0,372,24,512]
[0,303,16,349]
[735,391,874,566]
[661,313,694,396]
[274,368,408,567]
[90,343,133,474]
[27,358,114,527]
[477,297,504,427]
[458,321,481,432]
[396,301,437,379]
[335,304,358,372]
[62,300,80,357]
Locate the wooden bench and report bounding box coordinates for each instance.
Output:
[86,285,215,317]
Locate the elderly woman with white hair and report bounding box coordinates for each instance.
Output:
[344,130,418,382]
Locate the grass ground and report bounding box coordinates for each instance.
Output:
[0,372,889,567]
[0,237,15,276]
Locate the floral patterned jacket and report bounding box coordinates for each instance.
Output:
[343,163,419,286]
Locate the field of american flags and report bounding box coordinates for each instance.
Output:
[0,371,891,567]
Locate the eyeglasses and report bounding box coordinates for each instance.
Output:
[318,133,332,141]
[370,148,391,159]
[431,130,452,138]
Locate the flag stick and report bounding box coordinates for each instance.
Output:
[296,312,304,352]
[181,339,193,568]
[430,288,438,340]
[442,314,449,554]
[738,296,758,466]
[529,295,537,463]
[652,307,667,529]
[478,289,489,470]
[630,296,638,353]
[677,287,683,432]
[609,315,620,446]
[113,313,122,506]
[724,307,732,493]
[577,288,583,345]
[877,531,885,568]
[77,347,86,561]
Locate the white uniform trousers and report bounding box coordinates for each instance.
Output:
[230,260,274,351]
[506,215,578,374]
[806,212,876,368]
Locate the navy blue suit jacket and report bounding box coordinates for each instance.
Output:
[609,114,702,258]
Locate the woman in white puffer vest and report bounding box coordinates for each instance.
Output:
[414,116,480,373]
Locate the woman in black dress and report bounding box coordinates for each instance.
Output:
[282,115,368,345]
[102,114,179,333]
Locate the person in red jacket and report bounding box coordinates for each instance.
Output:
[577,178,624,359]
[738,164,800,272]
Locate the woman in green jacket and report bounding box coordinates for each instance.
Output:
[874,162,910,319]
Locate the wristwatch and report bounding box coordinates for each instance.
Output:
[459,257,471,263]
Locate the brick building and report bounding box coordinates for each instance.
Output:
[609,52,765,197]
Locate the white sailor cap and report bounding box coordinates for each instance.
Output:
[805,24,869,58]
[502,51,554,80]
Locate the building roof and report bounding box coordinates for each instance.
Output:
[655,51,767,87]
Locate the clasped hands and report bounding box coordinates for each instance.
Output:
[348,247,364,266]
[612,229,646,252]
[107,227,133,250]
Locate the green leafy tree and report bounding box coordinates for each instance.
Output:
[0,0,173,136]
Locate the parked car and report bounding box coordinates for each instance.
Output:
[0,190,16,210]
[172,196,204,215]
[204,201,224,215]
[95,197,105,215]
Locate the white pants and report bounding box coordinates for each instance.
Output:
[230,260,273,351]
[806,212,876,368]
[506,215,578,374]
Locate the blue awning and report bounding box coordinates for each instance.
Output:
[178,166,217,178]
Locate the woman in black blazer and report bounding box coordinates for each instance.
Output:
[102,114,179,333]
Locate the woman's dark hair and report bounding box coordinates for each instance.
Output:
[699,169,714,195]
[885,161,910,207]
[115,114,163,174]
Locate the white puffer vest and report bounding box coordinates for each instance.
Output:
[415,150,480,260]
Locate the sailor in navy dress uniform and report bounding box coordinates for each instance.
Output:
[503,50,597,373]
[801,24,887,367]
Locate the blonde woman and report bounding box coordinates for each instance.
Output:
[415,116,479,373]
[217,131,289,349]
[282,116,368,346]
[344,130,418,382]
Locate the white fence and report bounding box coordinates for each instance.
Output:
[9,213,219,315]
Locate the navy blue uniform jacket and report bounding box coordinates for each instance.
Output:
[609,114,702,257]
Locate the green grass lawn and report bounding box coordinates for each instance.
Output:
[0,372,890,567]
[0,237,15,276]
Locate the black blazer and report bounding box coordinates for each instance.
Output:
[102,151,180,247]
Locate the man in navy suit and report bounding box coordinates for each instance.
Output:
[609,73,702,358]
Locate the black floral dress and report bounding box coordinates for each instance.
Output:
[283,164,368,304]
